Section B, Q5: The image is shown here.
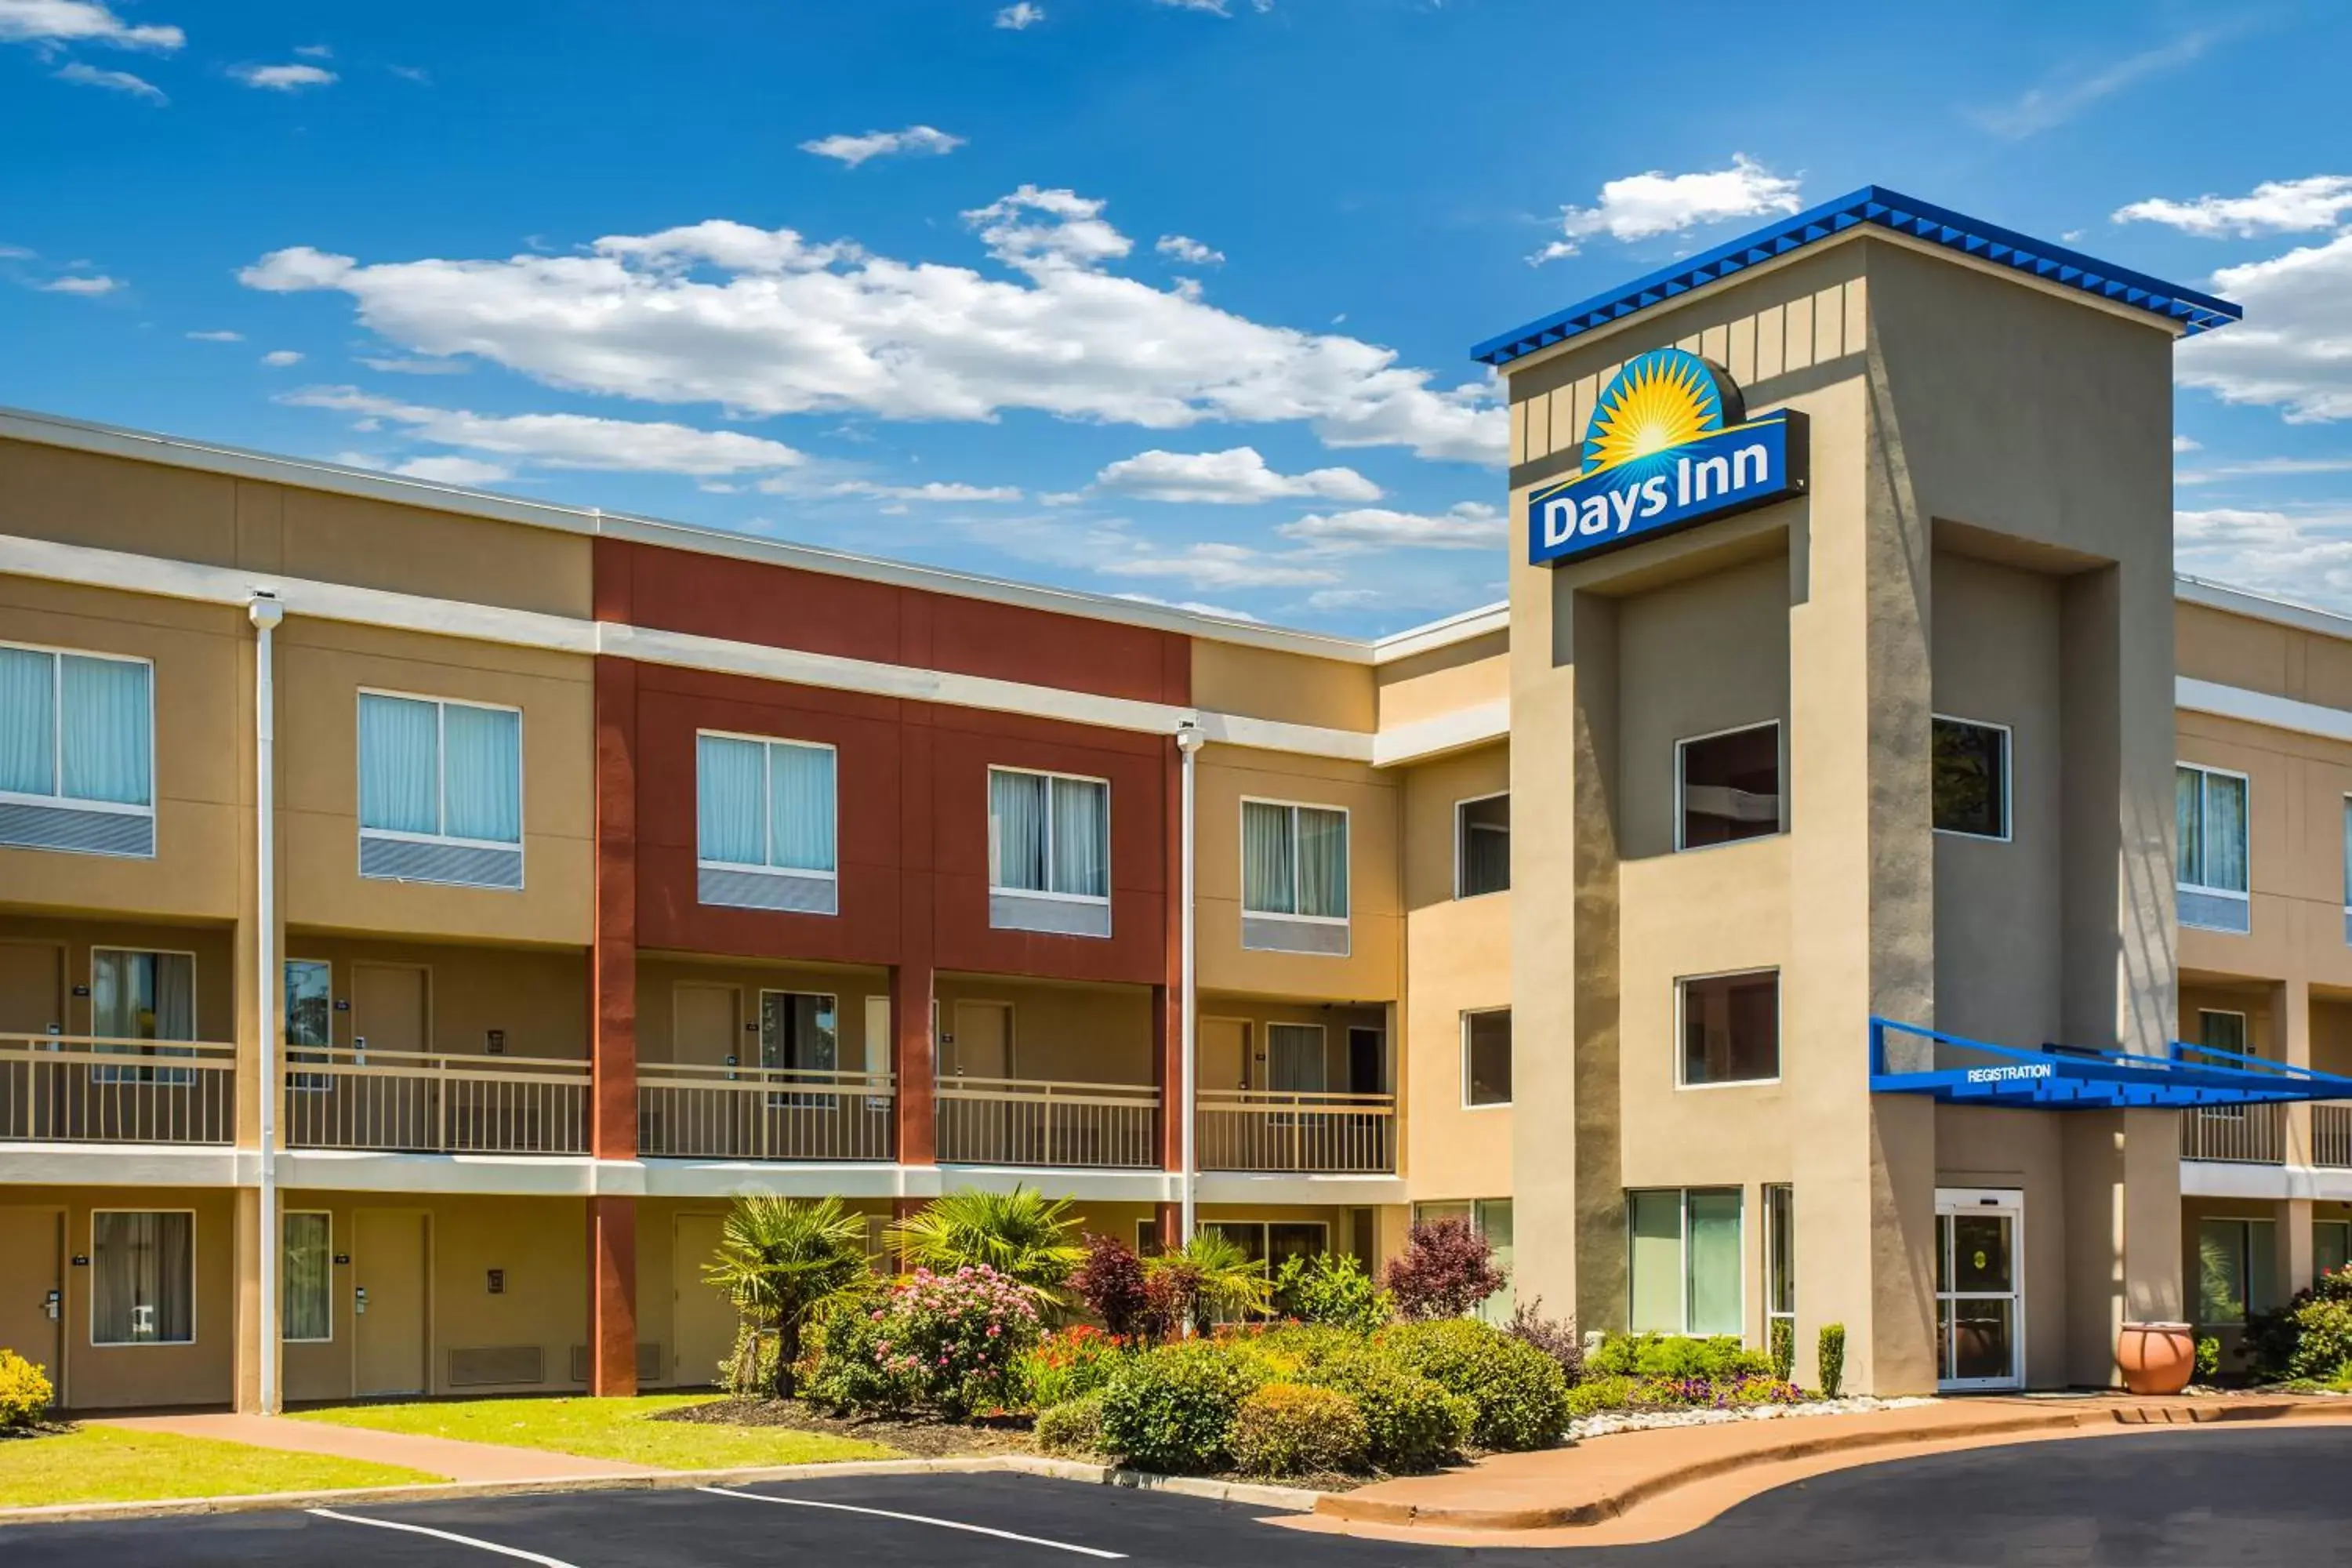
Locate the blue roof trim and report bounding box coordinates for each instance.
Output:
[1470,185,2242,368]
[1867,1018,2352,1112]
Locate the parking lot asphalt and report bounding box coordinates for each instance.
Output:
[5,1425,2350,1567]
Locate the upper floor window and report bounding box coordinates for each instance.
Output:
[0,641,155,858]
[697,732,839,916]
[989,766,1110,938]
[358,692,524,891]
[1679,968,1780,1087]
[1241,799,1350,956]
[1456,793,1510,898]
[1462,1008,1512,1108]
[1932,716,2009,840]
[2176,762,2249,935]
[1677,721,1781,850]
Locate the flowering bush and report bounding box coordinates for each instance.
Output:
[1022,1324,1130,1409]
[1504,1298,1584,1385]
[0,1349,53,1429]
[1632,1374,1806,1410]
[1383,1218,1505,1321]
[809,1265,1041,1420]
[1071,1232,1150,1338]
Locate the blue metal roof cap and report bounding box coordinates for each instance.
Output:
[1470,185,2243,369]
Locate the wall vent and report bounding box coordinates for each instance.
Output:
[989,891,1111,938]
[447,1345,545,1387]
[699,865,837,916]
[361,834,524,891]
[1241,914,1350,956]
[0,801,153,858]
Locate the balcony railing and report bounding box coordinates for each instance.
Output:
[1198,1088,1396,1174]
[637,1062,895,1162]
[2314,1104,2352,1170]
[935,1076,1160,1168]
[2180,1102,2285,1164]
[0,1033,236,1145]
[283,1047,589,1155]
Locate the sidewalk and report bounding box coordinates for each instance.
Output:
[92,1414,661,1483]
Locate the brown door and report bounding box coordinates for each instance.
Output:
[672,1213,735,1388]
[353,1210,429,1396]
[0,942,64,1037]
[673,984,742,1068]
[0,1207,64,1400]
[946,1001,1011,1080]
[1198,1018,1250,1092]
[351,964,429,1056]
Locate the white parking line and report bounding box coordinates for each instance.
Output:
[308,1508,588,1566]
[695,1484,1129,1559]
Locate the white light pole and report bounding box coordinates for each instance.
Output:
[249,592,283,1416]
[1175,720,1204,1245]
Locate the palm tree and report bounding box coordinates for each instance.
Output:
[701,1194,872,1399]
[1148,1229,1272,1333]
[887,1186,1085,1302]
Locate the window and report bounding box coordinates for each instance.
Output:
[1462,1009,1512,1108]
[358,691,523,890]
[285,958,332,1091]
[1265,1022,1327,1093]
[988,768,1111,937]
[1677,722,1781,849]
[2196,1217,2278,1328]
[91,946,196,1083]
[760,990,838,1107]
[696,732,839,915]
[2198,1009,2249,1056]
[92,1210,194,1345]
[283,1211,331,1343]
[1208,1221,1330,1270]
[1413,1200,1515,1323]
[2318,1221,2350,1279]
[1628,1188,1743,1337]
[2176,763,2249,934]
[1241,799,1350,954]
[0,641,155,858]
[1455,793,1510,898]
[1764,1184,1795,1341]
[1679,970,1780,1087]
[1932,717,2009,840]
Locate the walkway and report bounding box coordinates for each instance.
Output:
[92,1414,660,1484]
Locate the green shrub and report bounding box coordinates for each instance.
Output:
[1564,1374,1638,1419]
[1768,1318,1795,1383]
[1381,1318,1567,1451]
[720,1323,779,1397]
[1229,1383,1370,1477]
[1818,1323,1847,1399]
[0,1349,53,1429]
[806,1289,912,1414]
[1098,1339,1269,1474]
[1274,1253,1392,1333]
[2195,1336,2221,1382]
[1587,1332,1770,1381]
[1035,1394,1107,1457]
[2286,1298,2352,1381]
[1310,1350,1471,1472]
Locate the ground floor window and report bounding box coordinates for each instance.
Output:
[1628,1188,1741,1337]
[1413,1200,1513,1323]
[2319,1220,2350,1279]
[93,1209,194,1345]
[2196,1217,2279,1328]
[284,1211,332,1343]
[1763,1184,1795,1342]
[1206,1220,1328,1270]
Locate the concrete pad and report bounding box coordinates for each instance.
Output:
[90,1414,660,1483]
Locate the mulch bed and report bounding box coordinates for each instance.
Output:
[655,1397,1040,1459]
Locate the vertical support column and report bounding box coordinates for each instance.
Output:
[232,616,266,1413]
[1157,733,1187,1242]
[590,653,640,1396]
[895,714,938,1171]
[2278,978,2317,1298]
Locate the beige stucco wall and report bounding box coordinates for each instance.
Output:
[1192,641,1374,732]
[637,956,891,1071]
[934,974,1155,1086]
[280,937,589,1062]
[1374,633,1509,732]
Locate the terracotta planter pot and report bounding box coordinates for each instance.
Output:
[2117,1321,2196,1396]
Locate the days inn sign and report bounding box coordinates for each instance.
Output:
[1526,348,1808,568]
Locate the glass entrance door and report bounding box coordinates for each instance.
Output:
[1936,1189,2024,1391]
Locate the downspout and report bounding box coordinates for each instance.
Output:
[249,592,283,1415]
[1175,720,1204,1244]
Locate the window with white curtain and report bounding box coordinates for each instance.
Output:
[1240,800,1350,954]
[91,947,197,1083]
[283,1212,332,1343]
[696,732,839,915]
[1628,1187,1744,1337]
[93,1210,194,1345]
[2176,763,2249,934]
[987,767,1111,936]
[358,691,524,889]
[0,641,155,858]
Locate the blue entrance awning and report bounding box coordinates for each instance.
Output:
[1869,1018,2352,1109]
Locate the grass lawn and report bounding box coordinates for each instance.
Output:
[292,1395,897,1470]
[0,1425,437,1509]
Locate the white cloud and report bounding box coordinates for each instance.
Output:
[238,193,1502,463]
[282,387,808,475]
[0,0,180,49]
[53,60,162,99]
[1156,234,1224,267]
[2176,456,2352,488]
[2114,175,2352,238]
[292,41,328,56]
[993,2,1044,27]
[1532,154,1802,264]
[1097,541,1339,590]
[34,273,119,295]
[1306,587,1381,610]
[260,348,303,366]
[358,354,468,375]
[799,124,964,167]
[186,328,241,341]
[339,451,513,486]
[1111,591,1258,621]
[2176,232,2352,423]
[233,61,333,89]
[387,63,427,82]
[1278,501,1505,552]
[2176,506,2352,612]
[0,243,31,259]
[1154,0,1234,12]
[759,477,1022,503]
[1094,445,1379,504]
[1969,31,2220,140]
[2172,434,2200,453]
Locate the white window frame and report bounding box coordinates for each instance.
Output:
[1207,1219,1332,1261]
[89,1207,197,1348]
[1460,1007,1512,1110]
[1626,1186,1746,1339]
[0,638,158,846]
[1763,1182,1795,1341]
[1931,713,2013,844]
[986,764,1112,906]
[282,1209,333,1345]
[1674,967,1783,1090]
[354,687,528,858]
[1936,1186,2025,1391]
[1674,719,1784,854]
[695,728,841,885]
[1453,791,1510,901]
[1239,795,1352,927]
[90,944,199,1085]
[2176,760,2250,906]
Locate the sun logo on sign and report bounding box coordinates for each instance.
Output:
[1580,348,1746,478]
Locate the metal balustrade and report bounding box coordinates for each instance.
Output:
[1197,1088,1397,1174]
[2179,1102,2285,1164]
[2314,1104,2352,1170]
[0,1033,236,1145]
[637,1062,895,1162]
[282,1047,590,1155]
[935,1076,1160,1168]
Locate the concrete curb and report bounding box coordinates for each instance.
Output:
[0,1453,1323,1528]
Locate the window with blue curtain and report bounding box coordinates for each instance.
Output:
[695,732,837,873]
[0,643,153,808]
[1242,800,1348,919]
[358,692,521,844]
[989,768,1108,898]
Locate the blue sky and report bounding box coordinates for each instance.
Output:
[5,0,2350,635]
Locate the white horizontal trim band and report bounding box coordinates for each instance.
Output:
[2178,675,2352,746]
